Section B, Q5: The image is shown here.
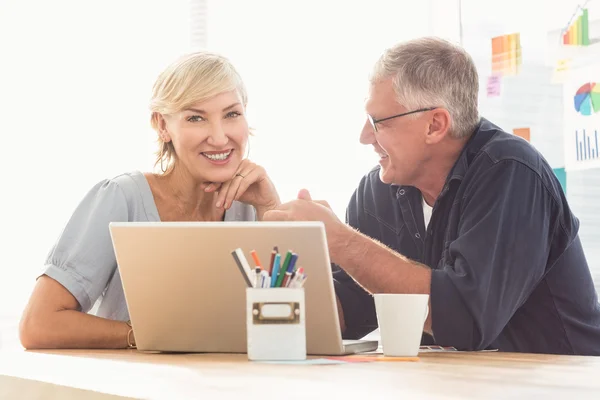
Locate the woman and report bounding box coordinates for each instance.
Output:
[19,51,280,349]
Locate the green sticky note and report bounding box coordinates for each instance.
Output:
[553,167,567,193]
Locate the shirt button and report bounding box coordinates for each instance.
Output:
[399,189,406,195]
[415,233,421,239]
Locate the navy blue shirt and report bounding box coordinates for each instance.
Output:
[334,118,600,355]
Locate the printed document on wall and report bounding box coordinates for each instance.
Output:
[564,64,600,171]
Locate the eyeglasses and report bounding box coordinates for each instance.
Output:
[368,107,437,132]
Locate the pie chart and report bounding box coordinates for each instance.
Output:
[574,82,600,116]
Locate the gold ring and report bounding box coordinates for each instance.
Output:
[236,173,245,178]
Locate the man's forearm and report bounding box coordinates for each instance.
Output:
[330,224,431,294]
[330,224,433,333]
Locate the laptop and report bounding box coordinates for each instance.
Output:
[109,221,378,355]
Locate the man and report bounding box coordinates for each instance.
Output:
[264,37,600,355]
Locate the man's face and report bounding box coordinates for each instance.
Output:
[360,79,431,186]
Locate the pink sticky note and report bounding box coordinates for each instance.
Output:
[487,75,501,97]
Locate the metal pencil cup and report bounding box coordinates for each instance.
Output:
[246,287,306,361]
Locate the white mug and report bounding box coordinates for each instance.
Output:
[374,294,429,357]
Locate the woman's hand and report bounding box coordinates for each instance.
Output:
[207,160,280,220]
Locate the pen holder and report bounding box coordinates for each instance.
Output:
[246,287,307,361]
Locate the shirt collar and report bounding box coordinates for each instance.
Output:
[392,117,499,196]
[445,117,498,183]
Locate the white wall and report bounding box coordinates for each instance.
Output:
[0,0,192,325]
[205,0,432,218]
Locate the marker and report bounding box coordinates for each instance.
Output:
[233,248,254,286]
[292,275,307,288]
[260,270,270,288]
[282,271,294,287]
[254,267,261,288]
[231,249,253,288]
[268,249,277,275]
[250,250,263,270]
[289,267,305,288]
[287,253,298,273]
[288,269,300,288]
[270,253,281,287]
[275,251,293,287]
[297,275,307,287]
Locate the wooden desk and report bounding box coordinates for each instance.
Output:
[1,349,600,399]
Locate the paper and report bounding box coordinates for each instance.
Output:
[552,167,567,193]
[491,33,522,76]
[513,127,531,142]
[562,8,590,46]
[486,75,502,97]
[327,355,419,363]
[256,358,348,365]
[418,346,499,352]
[256,356,419,364]
[552,59,571,84]
[563,68,600,171]
[419,345,458,352]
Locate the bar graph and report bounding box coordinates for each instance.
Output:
[491,33,522,76]
[575,129,599,161]
[563,8,590,46]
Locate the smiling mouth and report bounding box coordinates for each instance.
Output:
[201,150,233,161]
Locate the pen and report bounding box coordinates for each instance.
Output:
[289,267,306,288]
[270,253,281,287]
[275,251,293,287]
[260,270,270,288]
[296,274,307,288]
[254,267,261,288]
[291,274,307,288]
[231,249,253,288]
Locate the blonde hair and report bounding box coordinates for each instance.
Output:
[149,51,248,173]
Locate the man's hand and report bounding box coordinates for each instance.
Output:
[263,189,349,256]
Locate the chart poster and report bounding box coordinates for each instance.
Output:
[513,127,530,142]
[564,65,600,171]
[491,32,522,76]
[552,167,567,194]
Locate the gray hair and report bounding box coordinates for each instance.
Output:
[371,37,480,139]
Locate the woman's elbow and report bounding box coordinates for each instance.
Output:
[19,311,47,349]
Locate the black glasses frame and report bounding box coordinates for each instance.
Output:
[368,107,437,132]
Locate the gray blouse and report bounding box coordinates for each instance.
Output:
[43,171,256,321]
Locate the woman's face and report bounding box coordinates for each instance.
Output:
[162,90,249,183]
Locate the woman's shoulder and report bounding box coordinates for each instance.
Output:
[83,171,157,221]
[106,170,148,193]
